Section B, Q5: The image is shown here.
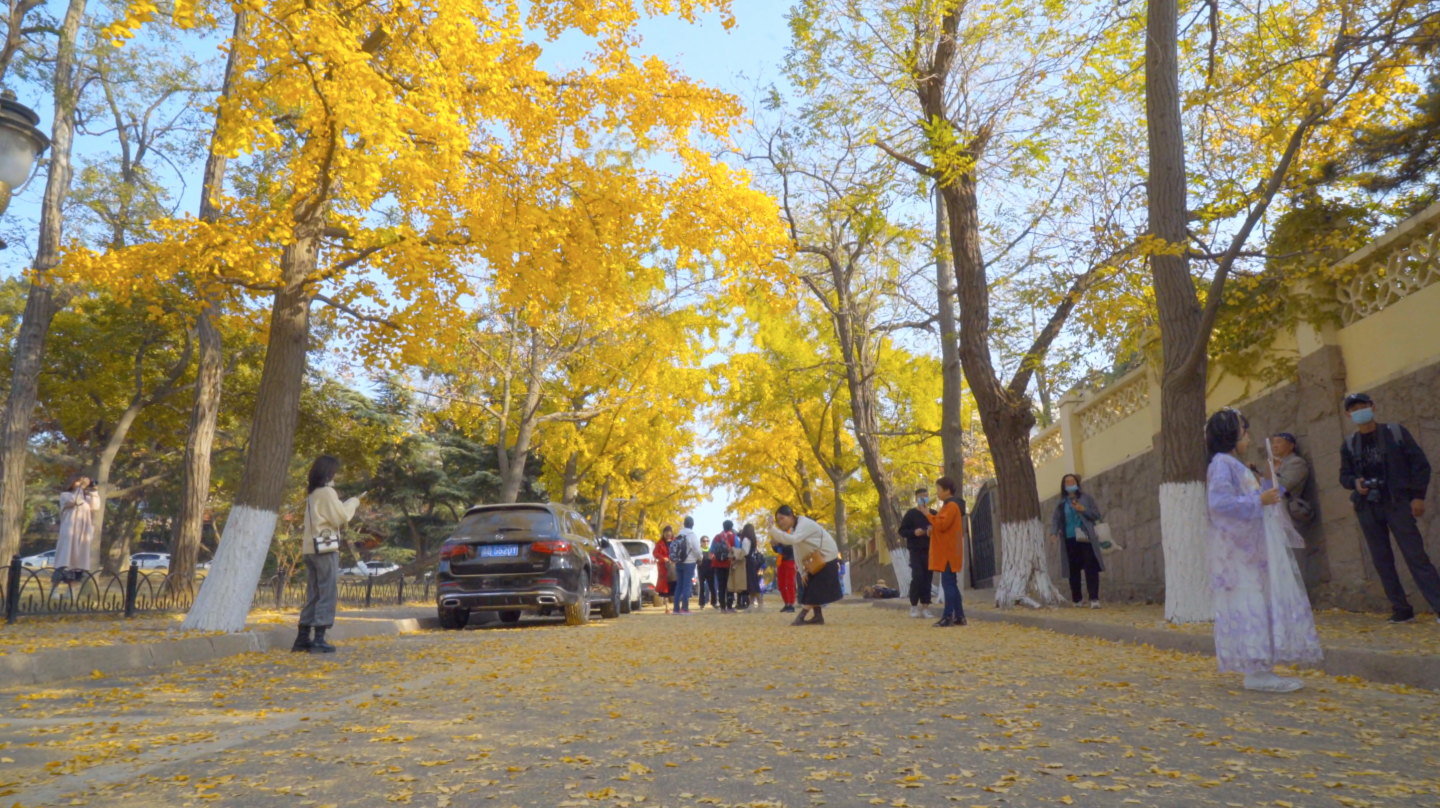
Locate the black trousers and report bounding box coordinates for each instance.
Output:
[1358,499,1440,614]
[907,546,932,605]
[698,569,713,607]
[1064,537,1101,603]
[713,567,731,608]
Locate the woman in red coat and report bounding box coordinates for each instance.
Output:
[654,526,674,613]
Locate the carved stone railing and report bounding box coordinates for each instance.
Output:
[1029,427,1063,466]
[1077,374,1149,440]
[1336,200,1440,326]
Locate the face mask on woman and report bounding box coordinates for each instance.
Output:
[1350,408,1375,425]
[1065,485,1079,494]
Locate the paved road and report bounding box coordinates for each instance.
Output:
[1,602,1437,807]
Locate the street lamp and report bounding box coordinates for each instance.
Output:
[0,89,49,216]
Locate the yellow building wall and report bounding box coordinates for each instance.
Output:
[1337,280,1440,392]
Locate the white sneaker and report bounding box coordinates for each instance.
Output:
[1089,600,1102,609]
[1243,672,1304,693]
[909,606,920,618]
[921,608,935,620]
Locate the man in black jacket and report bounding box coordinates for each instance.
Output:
[1339,393,1439,624]
[900,488,935,619]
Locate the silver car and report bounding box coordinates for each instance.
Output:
[598,537,643,614]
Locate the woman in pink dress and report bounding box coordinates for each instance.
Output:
[1205,409,1323,693]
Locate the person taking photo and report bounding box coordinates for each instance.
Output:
[1339,393,1439,624]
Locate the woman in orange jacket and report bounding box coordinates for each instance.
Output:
[925,476,967,627]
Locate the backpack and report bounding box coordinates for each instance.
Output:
[712,531,736,561]
[749,549,765,571]
[670,535,691,564]
[1346,422,1403,463]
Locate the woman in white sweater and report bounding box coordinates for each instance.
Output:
[296,456,362,653]
[767,505,842,625]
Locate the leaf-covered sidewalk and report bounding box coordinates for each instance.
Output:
[953,598,1440,657]
[0,608,413,656]
[1,602,1436,807]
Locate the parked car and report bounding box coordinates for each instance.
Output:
[599,537,643,614]
[434,503,621,629]
[342,560,400,577]
[21,549,56,569]
[623,540,658,602]
[129,552,171,569]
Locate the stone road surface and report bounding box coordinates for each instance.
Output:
[1,602,1437,807]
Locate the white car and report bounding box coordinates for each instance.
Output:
[623,540,658,601]
[598,537,643,614]
[129,552,171,569]
[342,560,400,577]
[21,549,55,568]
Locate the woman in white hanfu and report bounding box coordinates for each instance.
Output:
[1205,408,1323,693]
[55,476,100,579]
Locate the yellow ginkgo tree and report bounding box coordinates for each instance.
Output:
[65,0,783,632]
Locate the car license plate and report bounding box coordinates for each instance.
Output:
[480,545,519,558]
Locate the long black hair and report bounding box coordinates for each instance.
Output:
[740,523,758,545]
[307,455,341,494]
[1205,409,1249,461]
[1059,473,1082,499]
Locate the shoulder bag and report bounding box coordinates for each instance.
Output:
[803,548,827,576]
[313,529,341,554]
[1093,522,1122,554]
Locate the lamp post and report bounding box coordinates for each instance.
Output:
[0,89,50,218]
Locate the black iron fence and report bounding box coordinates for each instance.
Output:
[3,555,434,624]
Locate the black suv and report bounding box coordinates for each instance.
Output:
[435,503,622,628]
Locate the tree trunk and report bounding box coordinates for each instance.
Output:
[496,361,543,504]
[943,173,1062,608]
[1146,0,1213,624]
[182,218,322,632]
[796,457,815,512]
[0,0,87,564]
[825,265,903,551]
[935,188,965,488]
[561,451,581,505]
[170,8,248,593]
[592,478,610,535]
[101,496,138,575]
[634,508,646,541]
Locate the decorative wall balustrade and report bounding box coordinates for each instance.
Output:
[1029,428,1064,466]
[1337,209,1440,325]
[1078,375,1150,440]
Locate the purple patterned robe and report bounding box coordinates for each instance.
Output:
[1207,453,1323,674]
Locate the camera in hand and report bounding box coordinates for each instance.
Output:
[1361,478,1384,504]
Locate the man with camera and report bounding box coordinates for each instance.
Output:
[1339,393,1440,624]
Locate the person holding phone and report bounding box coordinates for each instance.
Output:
[1049,474,1105,608]
[55,476,100,582]
[296,456,361,653]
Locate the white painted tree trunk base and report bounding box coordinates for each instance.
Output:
[889,546,912,597]
[1161,481,1213,624]
[994,518,1063,609]
[181,505,278,633]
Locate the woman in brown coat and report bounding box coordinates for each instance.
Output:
[924,476,966,627]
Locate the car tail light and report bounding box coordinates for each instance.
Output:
[530,540,571,554]
[440,543,475,561]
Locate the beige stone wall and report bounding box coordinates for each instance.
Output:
[1024,200,1440,611]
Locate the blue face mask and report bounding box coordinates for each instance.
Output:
[1351,408,1375,425]
[1065,485,1079,494]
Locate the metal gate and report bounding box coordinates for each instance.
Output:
[968,484,996,589]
